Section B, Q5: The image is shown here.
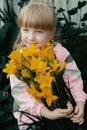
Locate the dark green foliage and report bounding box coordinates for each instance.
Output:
[55,2,87,128]
[0,0,19,129]
[0,56,19,129]
[55,0,87,95]
[0,0,17,25]
[18,0,30,8]
[0,23,19,56]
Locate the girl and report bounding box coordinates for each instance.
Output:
[10,1,87,130]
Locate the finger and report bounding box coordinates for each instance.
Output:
[66,113,74,118]
[71,115,78,118]
[71,113,82,118]
[71,117,83,123]
[74,107,79,114]
[58,110,71,118]
[59,108,70,113]
[56,112,69,118]
[79,119,84,125]
[71,116,80,121]
[67,102,73,112]
[72,118,81,122]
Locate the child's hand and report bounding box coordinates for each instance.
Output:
[50,101,73,119]
[40,101,73,120]
[70,101,85,125]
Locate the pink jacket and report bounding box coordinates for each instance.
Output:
[10,43,87,128]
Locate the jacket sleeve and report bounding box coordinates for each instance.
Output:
[54,43,87,103]
[10,74,44,123]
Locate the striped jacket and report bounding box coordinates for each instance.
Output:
[10,43,87,129]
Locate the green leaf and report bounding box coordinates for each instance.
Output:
[78,1,87,9]
[68,7,77,15]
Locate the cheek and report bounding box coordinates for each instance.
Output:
[43,33,51,41]
[38,35,50,43]
[21,34,26,42]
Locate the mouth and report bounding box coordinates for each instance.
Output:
[22,42,32,48]
[23,42,40,48]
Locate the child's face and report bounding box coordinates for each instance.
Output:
[20,27,52,48]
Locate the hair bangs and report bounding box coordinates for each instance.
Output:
[18,2,56,31]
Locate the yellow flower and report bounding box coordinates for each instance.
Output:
[22,60,30,69]
[28,83,58,106]
[59,62,66,72]
[21,69,29,78]
[50,59,60,72]
[34,72,53,90]
[8,49,22,64]
[29,56,50,74]
[45,88,58,106]
[22,44,40,57]
[27,83,42,102]
[3,61,17,78]
[40,42,55,61]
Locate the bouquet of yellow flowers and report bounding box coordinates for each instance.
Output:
[3,42,75,129]
[3,42,66,107]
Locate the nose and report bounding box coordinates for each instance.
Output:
[27,31,35,42]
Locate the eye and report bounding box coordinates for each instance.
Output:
[22,28,29,32]
[36,30,43,33]
[23,29,28,31]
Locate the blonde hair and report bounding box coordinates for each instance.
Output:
[13,1,56,49]
[18,1,56,32]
